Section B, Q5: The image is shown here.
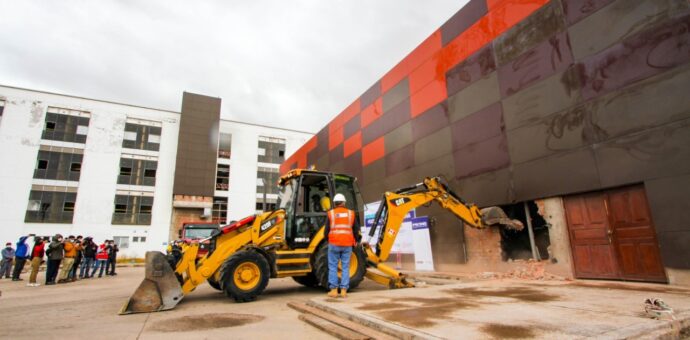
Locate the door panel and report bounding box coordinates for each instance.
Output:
[564,185,667,283]
[608,186,666,282]
[564,194,620,279]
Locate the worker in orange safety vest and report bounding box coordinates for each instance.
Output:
[324,193,360,298]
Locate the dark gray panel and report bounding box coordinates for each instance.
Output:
[657,231,690,268]
[454,168,514,207]
[578,13,690,101]
[454,133,510,179]
[588,63,690,142]
[173,92,221,197]
[421,204,467,264]
[362,157,386,188]
[414,127,452,166]
[562,0,616,25]
[451,102,503,151]
[386,143,415,177]
[329,143,344,166]
[497,31,574,98]
[645,174,690,233]
[513,147,601,201]
[493,1,567,66]
[343,114,360,140]
[360,81,381,109]
[315,153,330,172]
[385,154,455,193]
[329,160,345,175]
[362,98,411,145]
[383,121,412,154]
[502,67,582,130]
[440,0,488,46]
[343,151,362,184]
[411,102,449,141]
[568,0,687,60]
[446,45,497,97]
[447,72,500,123]
[382,78,409,113]
[594,118,690,188]
[507,104,595,165]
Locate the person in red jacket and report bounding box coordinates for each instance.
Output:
[91,241,109,278]
[28,238,45,287]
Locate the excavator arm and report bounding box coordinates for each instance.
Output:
[361,177,522,288]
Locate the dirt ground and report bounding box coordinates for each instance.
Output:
[2,267,689,339]
[0,266,382,339]
[311,277,690,339]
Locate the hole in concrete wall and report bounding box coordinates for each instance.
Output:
[499,201,550,261]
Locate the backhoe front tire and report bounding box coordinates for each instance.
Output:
[219,250,270,302]
[314,244,366,290]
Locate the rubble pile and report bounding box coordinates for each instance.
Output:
[474,260,565,281]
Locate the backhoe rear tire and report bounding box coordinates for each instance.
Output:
[219,250,270,302]
[292,272,319,287]
[314,244,366,290]
[207,277,222,291]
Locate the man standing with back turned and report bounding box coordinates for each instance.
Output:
[324,193,360,298]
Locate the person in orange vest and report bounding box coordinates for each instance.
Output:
[324,193,360,298]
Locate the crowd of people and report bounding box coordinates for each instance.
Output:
[0,233,119,286]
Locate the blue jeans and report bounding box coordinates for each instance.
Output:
[80,258,94,277]
[328,245,352,290]
[91,259,107,277]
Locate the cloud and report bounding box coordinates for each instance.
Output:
[0,0,468,133]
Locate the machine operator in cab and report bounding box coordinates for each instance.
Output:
[324,193,361,298]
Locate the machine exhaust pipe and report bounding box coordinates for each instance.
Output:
[119,251,185,315]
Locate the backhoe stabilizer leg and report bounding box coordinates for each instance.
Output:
[365,262,415,289]
[119,251,185,315]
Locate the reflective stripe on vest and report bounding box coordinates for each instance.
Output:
[328,207,355,246]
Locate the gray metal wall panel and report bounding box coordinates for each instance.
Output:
[568,0,686,60]
[173,92,221,197]
[493,0,567,66]
[513,147,601,200]
[594,118,690,188]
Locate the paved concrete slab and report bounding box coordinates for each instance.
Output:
[0,266,380,339]
[309,279,690,339]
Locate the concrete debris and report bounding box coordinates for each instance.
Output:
[474,260,565,281]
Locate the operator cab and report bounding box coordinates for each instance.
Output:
[277,170,364,249]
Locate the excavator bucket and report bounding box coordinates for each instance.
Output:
[119,251,185,315]
[480,206,524,231]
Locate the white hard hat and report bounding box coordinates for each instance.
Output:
[333,193,346,203]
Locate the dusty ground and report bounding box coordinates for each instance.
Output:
[312,277,690,339]
[0,266,382,340]
[1,267,689,339]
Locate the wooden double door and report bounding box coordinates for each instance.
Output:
[564,185,667,283]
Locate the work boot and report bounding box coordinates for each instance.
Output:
[340,288,347,298]
[327,288,338,298]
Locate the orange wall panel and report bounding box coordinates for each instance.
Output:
[381,30,443,93]
[343,131,362,158]
[410,78,447,118]
[362,137,385,166]
[329,126,344,151]
[360,98,383,129]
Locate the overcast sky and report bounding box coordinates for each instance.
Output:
[0,1,468,133]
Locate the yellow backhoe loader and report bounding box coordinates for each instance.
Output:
[120,169,522,314]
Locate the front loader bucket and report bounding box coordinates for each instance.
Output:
[480,206,524,231]
[119,251,184,315]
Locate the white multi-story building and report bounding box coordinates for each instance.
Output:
[0,85,312,258]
